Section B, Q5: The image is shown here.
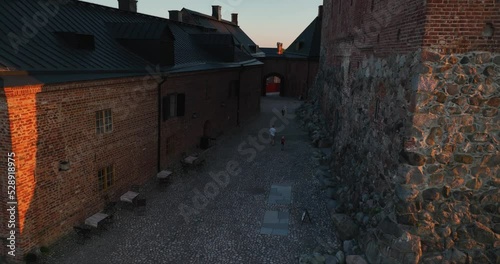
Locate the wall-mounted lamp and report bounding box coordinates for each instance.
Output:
[192,113,198,119]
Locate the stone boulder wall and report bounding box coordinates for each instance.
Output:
[307,50,500,264]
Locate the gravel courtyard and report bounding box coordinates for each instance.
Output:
[46,96,337,264]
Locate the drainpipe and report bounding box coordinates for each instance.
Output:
[157,76,168,173]
[237,65,244,126]
[305,59,311,100]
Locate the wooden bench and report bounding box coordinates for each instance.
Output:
[85,212,110,228]
[120,191,139,203]
[157,170,173,183]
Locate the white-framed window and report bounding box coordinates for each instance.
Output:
[98,165,114,191]
[96,109,112,134]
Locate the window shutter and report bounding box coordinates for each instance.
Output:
[162,96,170,121]
[177,94,185,117]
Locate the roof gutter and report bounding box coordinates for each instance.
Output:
[237,64,245,126]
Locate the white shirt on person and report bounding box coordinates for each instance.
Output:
[269,127,276,137]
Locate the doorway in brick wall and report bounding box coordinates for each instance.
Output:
[201,120,213,150]
[262,73,285,97]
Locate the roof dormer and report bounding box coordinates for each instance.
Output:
[55,32,95,50]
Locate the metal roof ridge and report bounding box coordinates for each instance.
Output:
[76,0,167,21]
[182,8,239,27]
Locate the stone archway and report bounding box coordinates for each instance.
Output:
[262,72,285,97]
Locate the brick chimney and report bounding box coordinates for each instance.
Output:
[118,0,137,13]
[277,42,284,55]
[212,5,221,20]
[318,5,323,18]
[169,10,182,22]
[231,13,238,25]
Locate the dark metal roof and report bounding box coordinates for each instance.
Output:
[106,22,169,39]
[0,0,156,73]
[260,48,284,58]
[0,0,263,86]
[0,59,263,88]
[182,8,265,57]
[284,16,322,58]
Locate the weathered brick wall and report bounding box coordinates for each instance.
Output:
[261,58,318,98]
[160,66,262,168]
[424,0,500,53]
[318,0,427,120]
[2,85,43,260]
[1,65,262,260]
[321,0,426,72]
[262,58,288,79]
[0,90,15,259]
[240,66,262,121]
[321,0,499,72]
[161,70,237,167]
[2,77,158,258]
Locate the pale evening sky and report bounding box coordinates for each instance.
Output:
[81,0,323,48]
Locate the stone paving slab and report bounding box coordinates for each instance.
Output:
[268,184,292,205]
[260,210,289,236]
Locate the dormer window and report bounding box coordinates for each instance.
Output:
[106,23,175,66]
[55,32,95,50]
[249,44,257,53]
[297,41,304,50]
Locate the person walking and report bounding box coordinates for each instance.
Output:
[269,125,276,145]
[281,136,285,151]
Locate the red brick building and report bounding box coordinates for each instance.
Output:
[260,6,323,99]
[0,0,262,260]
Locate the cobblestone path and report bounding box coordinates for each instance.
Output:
[46,96,336,264]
